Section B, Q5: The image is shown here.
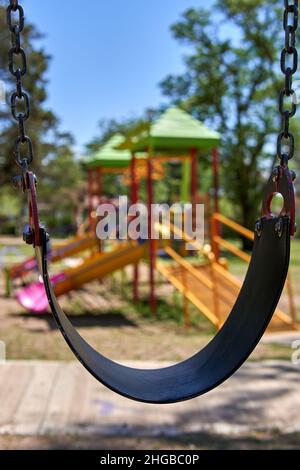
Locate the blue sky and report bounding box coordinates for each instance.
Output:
[23,0,214,151]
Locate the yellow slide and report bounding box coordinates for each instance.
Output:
[49,234,100,262]
[54,241,146,296]
[17,241,147,313]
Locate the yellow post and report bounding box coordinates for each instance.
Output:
[211,214,220,261]
[181,266,190,329]
[209,261,221,329]
[286,272,297,326]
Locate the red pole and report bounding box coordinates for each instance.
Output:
[97,167,103,206]
[147,154,156,314]
[97,167,103,251]
[212,148,221,259]
[131,153,139,303]
[212,148,220,214]
[190,148,198,205]
[88,169,95,232]
[131,153,138,205]
[190,148,198,231]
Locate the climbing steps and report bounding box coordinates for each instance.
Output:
[157,261,231,328]
[157,251,298,332]
[156,214,299,333]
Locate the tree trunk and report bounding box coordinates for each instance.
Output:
[240,201,256,252]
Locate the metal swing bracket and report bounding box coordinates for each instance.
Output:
[261,165,296,236]
[22,171,43,248]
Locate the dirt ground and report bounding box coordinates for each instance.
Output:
[0,274,293,362]
[0,237,299,364]
[0,240,299,450]
[0,432,299,450]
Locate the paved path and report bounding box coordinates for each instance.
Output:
[262,331,300,346]
[0,360,300,437]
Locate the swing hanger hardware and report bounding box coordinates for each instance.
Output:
[255,220,262,237]
[275,217,284,238]
[22,171,42,247]
[7,1,39,247]
[262,165,296,235]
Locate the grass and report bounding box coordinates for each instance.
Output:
[0,243,34,267]
[0,237,299,362]
[0,236,299,450]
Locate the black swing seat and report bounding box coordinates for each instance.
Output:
[35,215,291,404]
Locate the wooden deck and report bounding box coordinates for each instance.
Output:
[0,360,300,437]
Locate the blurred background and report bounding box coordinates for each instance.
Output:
[0,0,300,450]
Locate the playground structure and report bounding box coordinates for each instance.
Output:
[4,0,299,405]
[86,107,222,311]
[11,107,298,331]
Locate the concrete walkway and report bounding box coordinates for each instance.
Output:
[0,360,300,437]
[262,331,300,346]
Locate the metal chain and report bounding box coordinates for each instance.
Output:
[6,0,34,169]
[277,0,299,165]
[5,0,299,169]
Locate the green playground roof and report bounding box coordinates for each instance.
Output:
[85,134,132,169]
[119,107,221,153]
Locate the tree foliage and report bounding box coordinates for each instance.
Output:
[0,5,82,234]
[0,4,57,182]
[160,0,298,229]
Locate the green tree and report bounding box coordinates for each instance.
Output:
[0,4,82,235]
[86,116,147,153]
[0,4,58,183]
[160,0,296,233]
[38,133,85,236]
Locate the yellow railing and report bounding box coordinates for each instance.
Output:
[156,214,298,331]
[211,213,297,328]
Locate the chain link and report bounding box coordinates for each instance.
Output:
[7,0,33,168]
[277,0,299,164]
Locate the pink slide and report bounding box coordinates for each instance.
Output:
[16,273,65,314]
[23,258,37,272]
[16,242,146,315]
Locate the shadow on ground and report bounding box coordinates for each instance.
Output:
[15,312,138,331]
[0,432,299,450]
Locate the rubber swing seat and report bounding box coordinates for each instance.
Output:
[35,215,290,403]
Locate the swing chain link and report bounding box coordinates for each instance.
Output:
[277,0,299,164]
[7,0,34,169]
